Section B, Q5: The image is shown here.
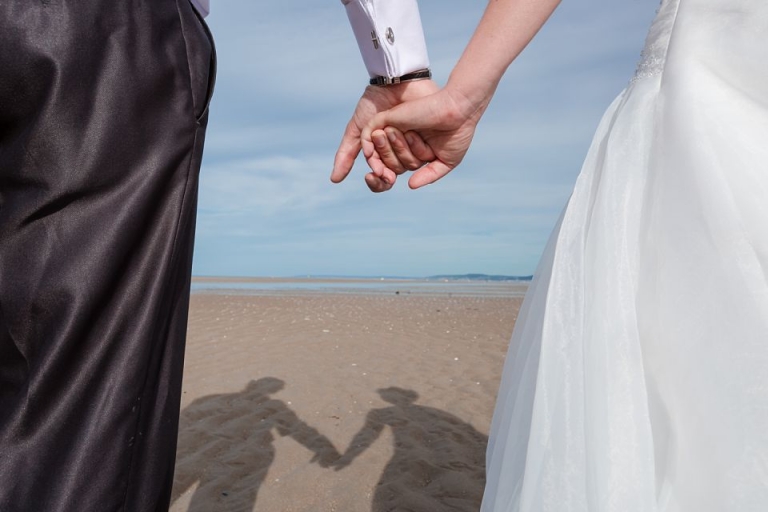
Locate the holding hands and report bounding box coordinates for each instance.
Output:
[361,86,483,192]
[332,0,561,192]
[332,84,484,192]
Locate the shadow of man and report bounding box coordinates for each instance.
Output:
[334,387,488,511]
[171,377,339,511]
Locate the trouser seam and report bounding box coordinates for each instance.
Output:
[118,127,199,512]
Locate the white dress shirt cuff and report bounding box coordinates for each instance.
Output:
[342,0,430,80]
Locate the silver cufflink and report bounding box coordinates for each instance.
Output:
[371,31,379,50]
[386,27,395,45]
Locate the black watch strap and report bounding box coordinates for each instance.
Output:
[369,69,432,86]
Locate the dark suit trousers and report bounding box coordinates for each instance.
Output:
[0,0,215,510]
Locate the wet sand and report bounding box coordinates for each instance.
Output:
[171,290,523,512]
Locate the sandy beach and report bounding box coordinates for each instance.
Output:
[171,284,524,511]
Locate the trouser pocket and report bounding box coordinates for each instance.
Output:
[176,0,217,124]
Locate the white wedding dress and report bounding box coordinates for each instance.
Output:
[481,1,768,511]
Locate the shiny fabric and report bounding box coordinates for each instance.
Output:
[0,0,215,510]
[481,0,768,510]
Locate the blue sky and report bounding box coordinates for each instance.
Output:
[193,0,656,278]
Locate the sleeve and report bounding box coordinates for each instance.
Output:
[341,0,430,80]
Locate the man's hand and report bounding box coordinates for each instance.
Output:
[331,79,439,192]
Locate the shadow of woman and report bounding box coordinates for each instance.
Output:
[334,387,488,511]
[171,377,339,511]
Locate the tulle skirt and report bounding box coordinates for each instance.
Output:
[481,1,768,510]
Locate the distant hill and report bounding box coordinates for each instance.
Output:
[427,274,533,282]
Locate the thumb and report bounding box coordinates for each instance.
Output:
[408,159,454,189]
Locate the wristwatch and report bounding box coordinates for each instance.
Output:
[369,68,432,86]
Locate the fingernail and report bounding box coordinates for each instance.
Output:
[386,130,397,143]
[373,133,386,148]
[405,132,415,145]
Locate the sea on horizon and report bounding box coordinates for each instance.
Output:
[190,276,529,298]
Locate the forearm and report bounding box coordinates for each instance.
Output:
[447,0,561,117]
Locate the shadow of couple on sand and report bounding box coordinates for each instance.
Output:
[171,378,487,511]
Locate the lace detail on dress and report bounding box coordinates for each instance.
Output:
[630,0,679,84]
[633,44,666,83]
